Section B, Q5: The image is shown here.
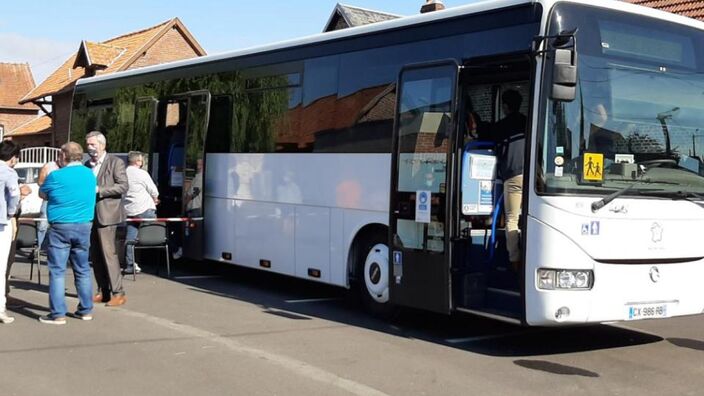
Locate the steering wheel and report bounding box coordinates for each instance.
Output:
[637,159,678,168]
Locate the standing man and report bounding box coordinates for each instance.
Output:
[85,131,128,306]
[2,141,31,307]
[0,141,21,324]
[492,90,525,270]
[124,151,159,275]
[38,142,96,324]
[475,90,526,270]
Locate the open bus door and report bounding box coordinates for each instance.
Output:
[151,91,210,261]
[389,61,459,314]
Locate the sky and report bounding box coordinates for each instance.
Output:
[0,0,476,84]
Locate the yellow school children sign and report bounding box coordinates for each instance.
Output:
[582,153,604,181]
[583,153,604,181]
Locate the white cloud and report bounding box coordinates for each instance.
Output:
[0,33,76,84]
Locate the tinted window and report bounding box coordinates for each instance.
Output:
[206,95,234,153]
[233,74,302,153]
[133,98,156,155]
[303,56,339,106]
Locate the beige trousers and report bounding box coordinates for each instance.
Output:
[503,174,523,263]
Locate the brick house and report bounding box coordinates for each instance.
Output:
[624,0,704,21]
[10,18,206,147]
[5,115,53,147]
[323,3,400,32]
[0,63,39,140]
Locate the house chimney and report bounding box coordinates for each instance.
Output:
[421,0,445,13]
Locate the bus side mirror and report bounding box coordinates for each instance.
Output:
[550,48,577,102]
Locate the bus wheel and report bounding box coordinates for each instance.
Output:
[357,235,395,317]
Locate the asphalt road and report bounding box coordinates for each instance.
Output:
[1,257,703,396]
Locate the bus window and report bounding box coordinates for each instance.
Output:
[184,94,209,217]
[205,95,233,153]
[133,98,157,160]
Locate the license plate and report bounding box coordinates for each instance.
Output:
[626,304,669,320]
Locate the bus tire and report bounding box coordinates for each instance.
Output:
[355,231,396,318]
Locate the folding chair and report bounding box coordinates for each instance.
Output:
[15,222,41,284]
[126,222,171,279]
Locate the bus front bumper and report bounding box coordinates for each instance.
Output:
[526,260,704,326]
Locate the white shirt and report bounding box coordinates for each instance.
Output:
[186,171,202,211]
[125,165,159,216]
[44,160,60,176]
[90,152,107,176]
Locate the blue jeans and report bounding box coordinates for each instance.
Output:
[125,209,156,268]
[47,222,93,318]
[37,201,49,250]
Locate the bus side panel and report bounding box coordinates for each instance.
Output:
[295,205,331,282]
[204,196,237,263]
[204,153,390,286]
[237,200,297,275]
[330,208,345,286]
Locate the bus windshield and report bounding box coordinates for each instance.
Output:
[538,4,704,198]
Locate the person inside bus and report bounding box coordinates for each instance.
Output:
[184,158,203,216]
[472,89,527,271]
[587,103,622,164]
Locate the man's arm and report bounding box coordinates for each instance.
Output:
[6,172,20,218]
[98,157,128,198]
[143,170,159,199]
[38,163,51,186]
[39,172,55,200]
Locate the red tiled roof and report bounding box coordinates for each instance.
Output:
[6,114,52,137]
[624,0,704,21]
[0,63,37,110]
[76,41,126,68]
[20,18,205,104]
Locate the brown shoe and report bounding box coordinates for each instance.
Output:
[105,295,126,307]
[93,293,107,303]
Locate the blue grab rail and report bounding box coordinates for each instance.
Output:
[489,192,503,262]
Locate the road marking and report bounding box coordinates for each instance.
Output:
[285,297,340,304]
[117,308,389,396]
[172,275,221,280]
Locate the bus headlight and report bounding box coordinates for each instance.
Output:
[538,269,593,290]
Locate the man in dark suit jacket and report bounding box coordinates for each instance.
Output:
[85,131,129,306]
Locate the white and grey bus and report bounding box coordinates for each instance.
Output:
[70,0,704,325]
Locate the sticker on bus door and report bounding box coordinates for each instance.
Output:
[583,153,604,181]
[415,190,431,223]
[393,250,403,284]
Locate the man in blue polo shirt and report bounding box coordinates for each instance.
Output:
[38,142,97,325]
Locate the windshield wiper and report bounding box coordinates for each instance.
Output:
[651,190,704,207]
[591,163,656,212]
[590,183,640,212]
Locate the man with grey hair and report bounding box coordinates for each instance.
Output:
[124,151,159,275]
[38,142,96,324]
[0,141,21,324]
[85,131,129,306]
